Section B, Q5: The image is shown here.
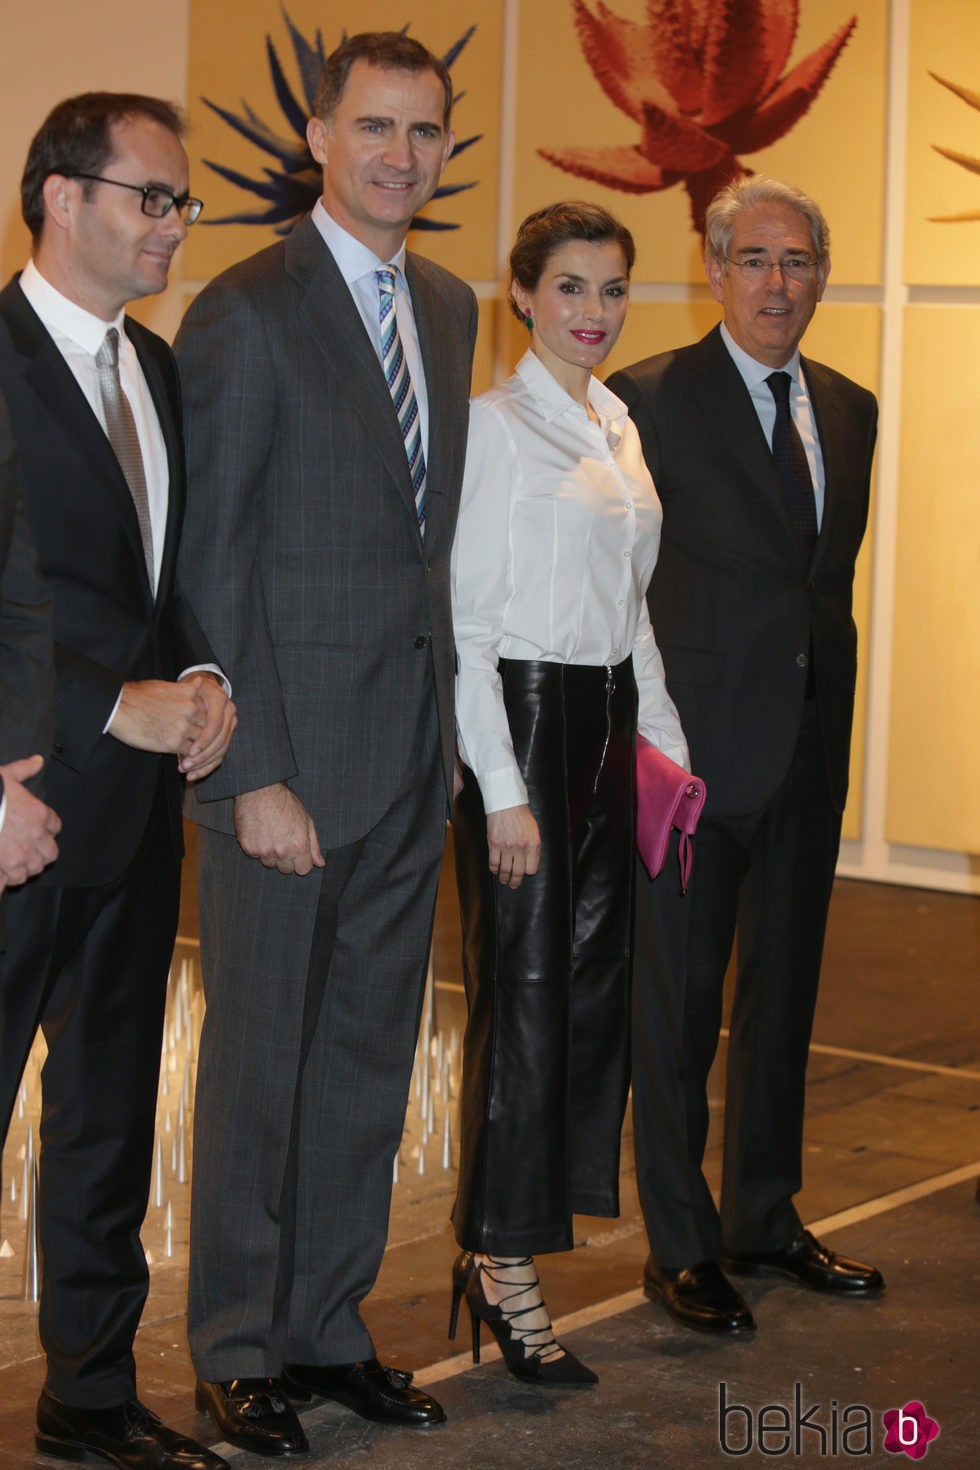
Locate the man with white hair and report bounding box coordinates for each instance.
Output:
[609,177,883,1337]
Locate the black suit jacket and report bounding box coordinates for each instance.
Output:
[0,277,215,886]
[0,390,53,770]
[608,326,877,817]
[0,388,54,958]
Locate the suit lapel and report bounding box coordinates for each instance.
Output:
[128,319,181,605]
[691,327,812,561]
[1,281,154,599]
[801,355,845,568]
[285,218,420,538]
[406,254,455,552]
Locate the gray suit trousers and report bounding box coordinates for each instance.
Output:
[187,705,444,1378]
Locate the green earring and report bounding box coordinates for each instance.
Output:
[524,312,534,331]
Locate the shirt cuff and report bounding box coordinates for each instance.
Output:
[476,764,529,815]
[179,664,232,697]
[102,688,124,735]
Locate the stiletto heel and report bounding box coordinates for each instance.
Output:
[448,1250,475,1341]
[460,1255,598,1386]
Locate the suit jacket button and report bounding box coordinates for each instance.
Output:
[796,653,808,668]
[53,742,65,754]
[414,634,428,649]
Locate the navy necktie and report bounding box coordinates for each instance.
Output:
[766,370,817,563]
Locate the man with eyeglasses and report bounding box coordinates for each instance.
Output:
[0,93,234,1470]
[608,177,883,1338]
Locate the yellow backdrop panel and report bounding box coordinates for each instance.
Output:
[184,0,503,283]
[804,304,880,840]
[888,307,980,852]
[905,0,980,285]
[516,0,887,286]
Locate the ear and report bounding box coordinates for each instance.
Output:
[40,172,75,234]
[511,287,531,320]
[306,116,329,167]
[704,251,725,305]
[816,254,831,301]
[440,128,456,171]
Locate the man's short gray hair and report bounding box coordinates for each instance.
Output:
[704,177,830,268]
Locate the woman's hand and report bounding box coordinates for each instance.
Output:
[486,804,541,889]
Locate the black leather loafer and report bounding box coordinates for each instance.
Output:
[726,1229,885,1295]
[194,1378,309,1457]
[36,1389,229,1469]
[283,1359,446,1427]
[643,1256,756,1336]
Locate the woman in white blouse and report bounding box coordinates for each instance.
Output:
[447,202,689,1385]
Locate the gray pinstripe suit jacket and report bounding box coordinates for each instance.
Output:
[176,214,478,848]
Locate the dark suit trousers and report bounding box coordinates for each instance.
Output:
[187,703,445,1380]
[631,701,842,1269]
[0,776,179,1407]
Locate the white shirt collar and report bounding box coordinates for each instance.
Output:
[19,259,126,355]
[720,321,802,387]
[514,347,629,441]
[311,199,408,286]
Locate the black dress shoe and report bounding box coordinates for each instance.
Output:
[194,1378,308,1457]
[35,1390,229,1469]
[643,1256,756,1336]
[282,1359,446,1427]
[726,1229,885,1295]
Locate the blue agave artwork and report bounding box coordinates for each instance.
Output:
[199,6,481,233]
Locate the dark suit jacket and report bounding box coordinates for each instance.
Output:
[0,278,216,886]
[608,325,877,817]
[175,214,478,847]
[0,390,53,770]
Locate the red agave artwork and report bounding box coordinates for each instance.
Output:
[539,0,857,236]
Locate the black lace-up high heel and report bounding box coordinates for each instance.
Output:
[448,1253,598,1386]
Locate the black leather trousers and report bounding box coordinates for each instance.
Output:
[451,657,637,1255]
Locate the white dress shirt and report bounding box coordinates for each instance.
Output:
[720,322,826,528]
[452,349,689,814]
[312,200,430,463]
[17,261,227,720]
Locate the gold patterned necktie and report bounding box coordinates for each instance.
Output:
[95,327,154,582]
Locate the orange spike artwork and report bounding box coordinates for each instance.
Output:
[539,0,858,236]
[928,72,980,222]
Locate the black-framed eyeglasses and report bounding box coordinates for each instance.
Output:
[725,255,819,282]
[66,172,204,223]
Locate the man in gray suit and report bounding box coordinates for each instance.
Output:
[176,31,477,1457]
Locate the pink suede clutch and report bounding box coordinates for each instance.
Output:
[635,735,707,893]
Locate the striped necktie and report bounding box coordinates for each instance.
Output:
[377,267,426,537]
[96,327,155,582]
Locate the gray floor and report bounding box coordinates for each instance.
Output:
[202,1182,979,1469]
[1,840,977,1469]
